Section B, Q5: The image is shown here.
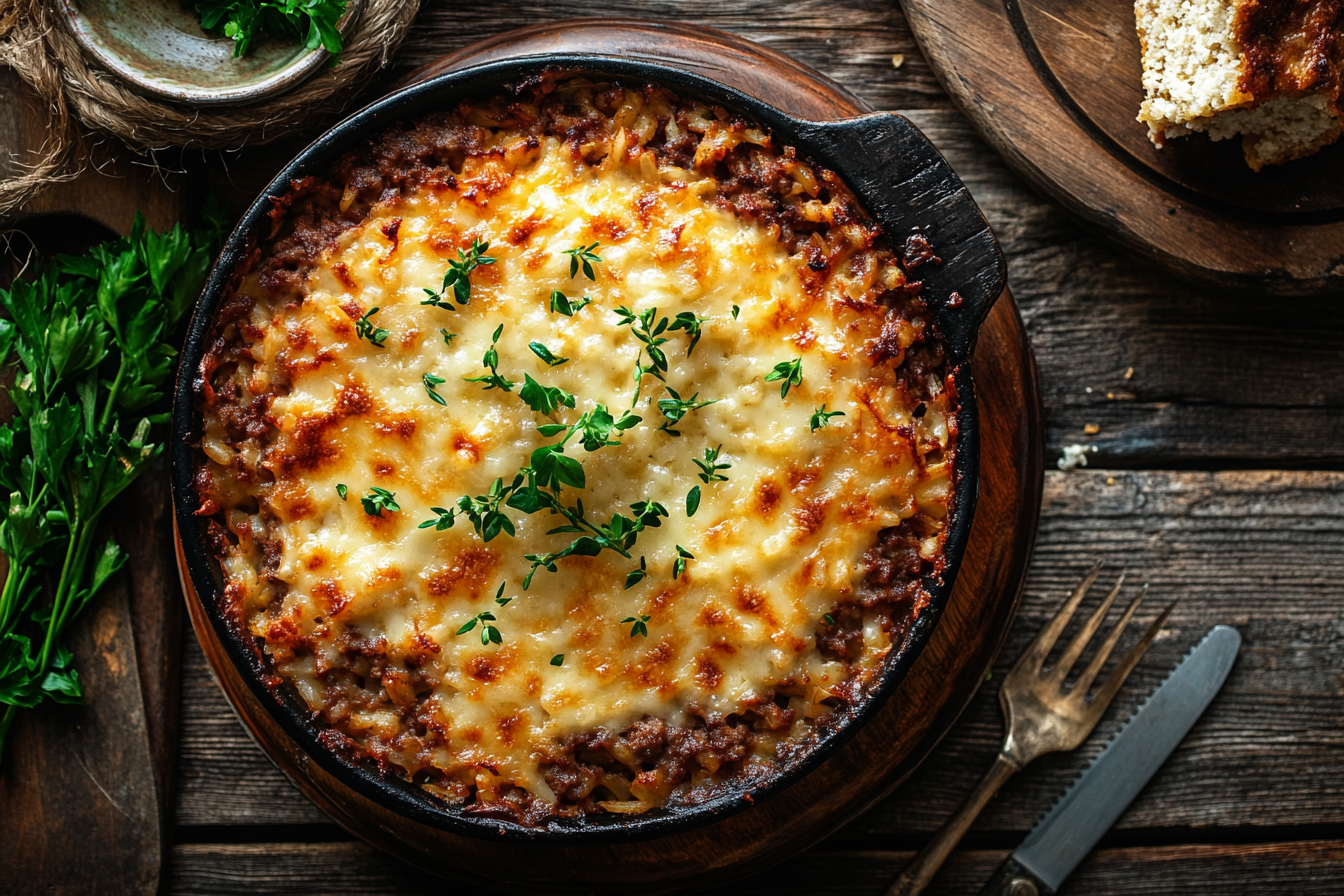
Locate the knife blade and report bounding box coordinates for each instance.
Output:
[977,624,1241,896]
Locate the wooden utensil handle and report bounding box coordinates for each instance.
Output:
[886,753,1020,896]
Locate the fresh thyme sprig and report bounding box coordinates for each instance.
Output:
[810,404,846,430]
[529,341,568,367]
[456,477,517,542]
[668,311,709,356]
[336,484,348,500]
[355,306,389,347]
[463,324,515,392]
[622,614,651,638]
[562,242,603,280]
[422,372,447,406]
[522,499,668,589]
[693,445,732,483]
[519,374,576,416]
[625,556,649,589]
[673,545,695,580]
[764,357,804,398]
[549,290,591,317]
[656,386,718,437]
[418,506,457,531]
[440,329,457,345]
[456,610,502,646]
[361,487,399,517]
[423,238,495,309]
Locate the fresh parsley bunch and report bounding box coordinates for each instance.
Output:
[195,0,347,61]
[0,211,221,760]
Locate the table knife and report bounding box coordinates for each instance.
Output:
[978,624,1241,896]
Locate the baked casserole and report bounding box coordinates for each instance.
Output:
[193,77,957,826]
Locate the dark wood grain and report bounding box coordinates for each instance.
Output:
[904,110,1344,469]
[174,20,1043,893]
[166,840,1344,895]
[900,0,1344,295]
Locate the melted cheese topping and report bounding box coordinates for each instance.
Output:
[202,96,953,814]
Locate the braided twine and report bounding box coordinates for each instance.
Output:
[0,0,422,222]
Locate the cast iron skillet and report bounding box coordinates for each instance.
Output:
[170,56,1007,844]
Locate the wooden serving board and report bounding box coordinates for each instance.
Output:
[902,0,1344,296]
[179,19,1044,892]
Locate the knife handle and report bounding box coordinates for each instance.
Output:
[978,857,1056,896]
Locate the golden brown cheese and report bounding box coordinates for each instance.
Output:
[196,81,954,823]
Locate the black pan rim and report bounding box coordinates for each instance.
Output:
[169,54,997,845]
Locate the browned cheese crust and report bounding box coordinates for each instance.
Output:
[193,77,956,826]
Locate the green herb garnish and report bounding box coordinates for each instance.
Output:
[823,613,835,625]
[549,290,591,317]
[529,341,569,367]
[422,372,447,406]
[0,209,220,758]
[457,611,502,646]
[656,386,718,437]
[622,614,651,638]
[336,484,348,500]
[562,242,603,280]
[686,485,701,517]
[423,238,495,309]
[673,545,694,580]
[693,445,731,483]
[355,306,389,347]
[519,374,575,416]
[809,405,846,431]
[668,311,709,356]
[195,0,347,61]
[764,357,804,398]
[625,556,649,589]
[550,654,564,666]
[463,324,515,392]
[418,507,457,531]
[361,487,399,517]
[440,329,457,345]
[731,304,741,320]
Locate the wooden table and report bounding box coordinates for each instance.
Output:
[14,2,1344,893]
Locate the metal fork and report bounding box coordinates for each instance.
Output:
[886,563,1175,896]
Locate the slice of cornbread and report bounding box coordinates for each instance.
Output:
[1135,0,1344,170]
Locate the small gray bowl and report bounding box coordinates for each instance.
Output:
[58,0,363,107]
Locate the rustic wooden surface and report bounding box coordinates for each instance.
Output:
[176,20,1040,892]
[5,0,1343,893]
[900,0,1344,295]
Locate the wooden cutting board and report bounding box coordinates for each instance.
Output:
[181,19,1046,892]
[0,69,184,896]
[901,0,1344,295]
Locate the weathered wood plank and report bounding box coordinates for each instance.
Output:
[904,110,1344,467]
[392,0,948,113]
[173,470,1344,832]
[167,840,1344,895]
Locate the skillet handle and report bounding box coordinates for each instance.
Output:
[794,113,1007,362]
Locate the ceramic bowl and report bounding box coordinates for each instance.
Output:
[58,0,362,106]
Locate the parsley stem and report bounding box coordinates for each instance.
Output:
[99,356,127,433]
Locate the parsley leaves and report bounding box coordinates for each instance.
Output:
[0,209,219,758]
[195,0,347,61]
[519,374,576,416]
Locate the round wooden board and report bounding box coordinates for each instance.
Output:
[177,19,1044,893]
[901,0,1344,295]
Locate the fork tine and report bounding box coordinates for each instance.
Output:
[1086,599,1178,717]
[1048,574,1126,685]
[1012,561,1103,675]
[1070,584,1146,695]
